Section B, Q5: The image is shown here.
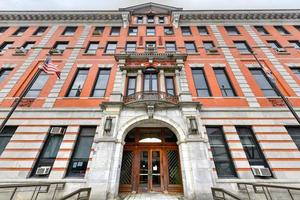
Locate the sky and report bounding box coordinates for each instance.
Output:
[0,0,299,10]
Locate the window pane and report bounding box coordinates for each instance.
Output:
[214,69,236,97]
[165,77,175,95]
[0,69,12,83]
[92,69,110,97]
[286,127,300,150]
[0,126,17,155]
[192,69,210,97]
[67,69,89,97]
[25,71,49,98]
[250,69,277,97]
[127,77,136,95]
[40,134,63,159]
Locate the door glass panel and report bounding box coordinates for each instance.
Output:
[120,151,133,185]
[139,151,148,191]
[167,150,182,185]
[152,151,161,187]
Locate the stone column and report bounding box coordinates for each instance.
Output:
[121,70,127,96]
[136,69,143,92]
[175,69,182,95]
[159,69,166,92]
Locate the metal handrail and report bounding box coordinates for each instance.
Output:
[237,182,300,200]
[60,187,91,200]
[0,182,65,200]
[211,187,243,200]
[123,91,179,105]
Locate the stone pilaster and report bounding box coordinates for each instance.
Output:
[159,69,166,92]
[176,59,192,102]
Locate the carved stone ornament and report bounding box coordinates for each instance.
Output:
[147,104,155,118]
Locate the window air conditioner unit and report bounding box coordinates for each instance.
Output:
[49,48,62,55]
[50,127,65,135]
[165,31,173,35]
[15,47,27,54]
[35,166,51,175]
[93,30,102,35]
[251,166,272,177]
[208,47,218,53]
[146,44,156,48]
[276,48,287,53]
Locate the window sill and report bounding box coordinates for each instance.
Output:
[207,52,221,55]
[276,52,290,55]
[13,53,27,56]
[102,53,115,56]
[186,52,199,55]
[82,53,96,56]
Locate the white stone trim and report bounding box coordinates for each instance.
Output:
[210,63,226,68]
[286,63,300,68]
[189,63,204,68]
[1,64,17,69]
[98,64,113,68]
[77,64,93,68]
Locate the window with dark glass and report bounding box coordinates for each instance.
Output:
[225,26,240,35]
[206,126,237,178]
[105,42,117,53]
[12,26,28,36]
[185,41,197,53]
[25,71,49,98]
[165,76,175,96]
[0,68,12,83]
[294,25,300,31]
[67,69,89,97]
[236,126,269,168]
[268,40,282,51]
[0,27,8,34]
[137,16,143,24]
[128,27,138,36]
[165,42,176,52]
[146,41,156,50]
[126,77,136,95]
[126,42,136,53]
[67,126,96,177]
[91,69,110,97]
[33,26,47,36]
[146,27,155,36]
[110,27,120,36]
[159,16,165,24]
[289,40,300,49]
[22,41,35,51]
[181,26,191,36]
[286,127,300,150]
[214,68,236,97]
[290,67,300,80]
[198,26,209,35]
[62,26,77,36]
[85,42,98,54]
[203,41,215,52]
[144,68,158,92]
[0,42,13,53]
[192,68,211,97]
[254,26,269,35]
[147,16,154,23]
[53,41,68,53]
[164,27,174,35]
[274,25,289,35]
[0,126,17,155]
[234,41,252,54]
[30,126,65,177]
[249,68,278,97]
[93,26,104,35]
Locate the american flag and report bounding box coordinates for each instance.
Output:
[42,56,60,79]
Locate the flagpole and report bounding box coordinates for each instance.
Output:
[250,49,300,125]
[0,68,41,134]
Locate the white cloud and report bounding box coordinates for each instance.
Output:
[0,0,299,10]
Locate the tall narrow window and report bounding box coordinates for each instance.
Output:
[91,69,111,97]
[0,126,17,155]
[250,68,278,97]
[234,41,251,54]
[165,76,175,96]
[0,27,8,35]
[290,67,300,80]
[62,26,77,36]
[67,126,96,177]
[146,27,155,36]
[206,127,237,178]
[198,26,209,35]
[126,77,136,96]
[289,40,300,50]
[203,41,215,52]
[0,42,13,53]
[147,16,154,23]
[105,42,117,53]
[144,68,158,92]
[85,42,98,54]
[225,26,240,35]
[110,27,120,36]
[128,27,138,36]
[67,69,89,97]
[126,42,136,53]
[214,68,236,97]
[25,71,49,98]
[33,26,47,36]
[137,16,143,24]
[164,27,174,35]
[267,40,282,51]
[181,26,191,36]
[165,42,176,52]
[53,41,68,54]
[286,127,300,150]
[30,126,66,177]
[185,41,197,53]
[93,27,104,35]
[12,27,28,36]
[236,126,270,168]
[159,16,165,24]
[0,68,13,83]
[274,25,289,35]
[22,41,35,51]
[254,26,269,35]
[192,68,211,97]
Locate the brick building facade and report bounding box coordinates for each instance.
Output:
[0,2,300,199]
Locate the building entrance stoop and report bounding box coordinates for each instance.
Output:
[119,192,185,200]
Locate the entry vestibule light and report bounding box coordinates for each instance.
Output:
[189,117,198,134]
[104,117,113,133]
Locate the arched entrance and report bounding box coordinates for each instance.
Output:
[119,127,183,193]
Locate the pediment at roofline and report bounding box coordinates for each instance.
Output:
[119,2,182,15]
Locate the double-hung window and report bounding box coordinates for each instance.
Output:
[289,40,300,50]
[0,126,17,155]
[214,68,236,97]
[85,42,98,54]
[13,27,28,36]
[286,127,300,150]
[192,68,211,97]
[198,26,209,35]
[165,76,175,96]
[290,67,300,80]
[0,42,13,53]
[274,26,289,35]
[185,42,197,53]
[110,27,120,36]
[0,68,13,83]
[25,71,49,98]
[91,69,111,97]
[126,42,136,53]
[126,77,136,96]
[181,26,191,36]
[165,42,176,52]
[225,26,240,35]
[67,69,89,97]
[62,26,77,36]
[128,27,138,36]
[146,27,155,36]
[0,27,8,35]
[254,26,269,35]
[33,26,47,36]
[234,41,252,54]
